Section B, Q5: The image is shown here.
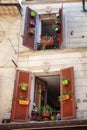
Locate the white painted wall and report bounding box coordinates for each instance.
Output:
[1,2,87,123]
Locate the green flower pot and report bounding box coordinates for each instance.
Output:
[62,79,69,85]
[31,11,36,17]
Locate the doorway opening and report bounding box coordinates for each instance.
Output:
[31,75,60,121]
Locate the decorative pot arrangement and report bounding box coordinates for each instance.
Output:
[31,104,57,121]
[58,91,72,103]
[30,20,35,26]
[39,105,52,118]
[19,82,29,105]
[19,99,29,105]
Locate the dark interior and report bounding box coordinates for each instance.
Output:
[37,75,60,110]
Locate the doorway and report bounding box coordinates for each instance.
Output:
[11,67,75,122]
[34,75,60,115]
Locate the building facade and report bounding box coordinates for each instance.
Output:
[0,0,87,123]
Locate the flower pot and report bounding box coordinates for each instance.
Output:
[30,20,35,26]
[19,100,29,105]
[42,110,49,117]
[41,39,54,46]
[62,95,70,100]
[29,28,35,34]
[62,79,69,85]
[31,11,36,17]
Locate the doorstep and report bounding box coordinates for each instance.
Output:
[0,119,87,130]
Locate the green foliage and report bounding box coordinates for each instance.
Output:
[38,105,52,118]
[58,91,72,103]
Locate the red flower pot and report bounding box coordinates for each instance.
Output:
[41,39,54,46]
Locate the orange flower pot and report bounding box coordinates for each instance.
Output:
[19,100,29,105]
[62,95,69,101]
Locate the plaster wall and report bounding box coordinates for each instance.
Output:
[0,2,87,122]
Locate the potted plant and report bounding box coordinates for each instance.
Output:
[31,11,36,17]
[40,35,54,46]
[20,82,28,91]
[58,91,72,103]
[19,93,29,105]
[29,27,35,34]
[61,78,69,85]
[39,105,52,118]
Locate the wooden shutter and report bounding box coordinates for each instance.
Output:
[11,70,32,122]
[58,6,63,48]
[23,7,36,50]
[60,67,76,119]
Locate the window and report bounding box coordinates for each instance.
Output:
[23,7,63,51]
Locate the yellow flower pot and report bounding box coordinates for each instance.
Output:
[19,100,29,105]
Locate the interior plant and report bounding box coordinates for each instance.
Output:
[20,82,28,91]
[38,105,52,118]
[31,11,36,17]
[58,91,72,103]
[40,35,54,46]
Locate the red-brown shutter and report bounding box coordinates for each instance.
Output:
[23,7,36,50]
[60,67,76,119]
[11,70,32,122]
[58,6,63,48]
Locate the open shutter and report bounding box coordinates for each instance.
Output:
[60,67,76,119]
[58,6,63,48]
[23,7,37,50]
[11,70,32,122]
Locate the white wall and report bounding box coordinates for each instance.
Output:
[0,15,22,122]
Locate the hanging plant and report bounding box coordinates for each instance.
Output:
[20,82,28,91]
[31,11,36,17]
[58,91,72,103]
[19,99,29,105]
[29,27,35,34]
[19,93,29,105]
[61,78,69,85]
